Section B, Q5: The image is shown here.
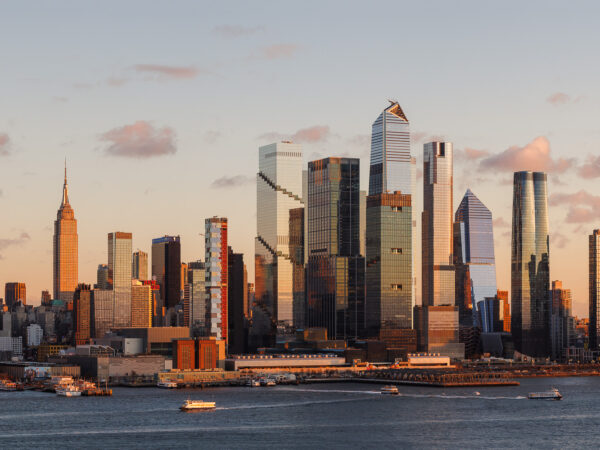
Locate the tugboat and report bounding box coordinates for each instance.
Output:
[180,400,216,411]
[528,387,562,400]
[381,385,399,395]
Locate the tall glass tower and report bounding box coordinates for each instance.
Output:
[454,189,497,329]
[422,141,455,306]
[589,230,600,350]
[53,164,78,302]
[108,232,132,328]
[255,141,303,342]
[511,171,550,357]
[205,217,228,343]
[306,157,365,340]
[151,236,181,309]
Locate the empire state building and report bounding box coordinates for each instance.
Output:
[53,164,78,302]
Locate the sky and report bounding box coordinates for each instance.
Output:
[1,1,599,316]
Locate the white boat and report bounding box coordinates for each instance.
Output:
[265,379,276,387]
[0,380,18,391]
[180,400,216,411]
[528,388,562,400]
[246,379,260,387]
[56,386,82,397]
[157,380,178,389]
[381,385,399,395]
[474,391,481,396]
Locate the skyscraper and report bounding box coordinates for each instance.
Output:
[4,282,26,309]
[131,281,152,328]
[132,250,148,280]
[151,236,181,309]
[550,280,572,360]
[289,207,305,328]
[186,261,206,333]
[108,232,132,328]
[306,157,365,340]
[589,230,600,350]
[96,264,109,289]
[255,141,304,338]
[453,189,497,327]
[228,247,247,354]
[205,217,228,343]
[366,192,413,334]
[422,141,455,307]
[73,283,92,345]
[53,164,78,302]
[511,171,550,357]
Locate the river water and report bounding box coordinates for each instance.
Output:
[1,377,598,448]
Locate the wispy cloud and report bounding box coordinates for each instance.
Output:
[549,190,600,223]
[133,64,200,80]
[0,232,31,259]
[455,147,490,163]
[411,131,445,144]
[493,217,510,228]
[99,121,177,159]
[0,133,11,156]
[106,77,129,87]
[578,155,600,179]
[546,92,571,105]
[259,125,330,144]
[211,175,252,189]
[552,232,569,249]
[258,44,299,60]
[479,136,574,174]
[213,24,264,38]
[204,131,222,144]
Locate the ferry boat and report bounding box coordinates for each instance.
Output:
[381,385,399,395]
[0,380,18,391]
[528,388,562,400]
[56,386,82,397]
[180,400,216,411]
[157,380,178,389]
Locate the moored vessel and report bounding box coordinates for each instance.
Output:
[528,388,562,400]
[381,385,399,395]
[157,380,178,389]
[180,400,216,411]
[56,386,82,397]
[246,379,260,387]
[0,380,18,391]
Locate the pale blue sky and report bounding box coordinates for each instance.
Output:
[1,1,599,315]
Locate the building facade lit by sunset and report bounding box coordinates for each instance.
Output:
[132,250,148,280]
[306,157,365,340]
[205,217,228,343]
[53,165,78,302]
[108,231,132,328]
[589,229,600,350]
[255,141,304,339]
[453,189,497,328]
[511,171,550,357]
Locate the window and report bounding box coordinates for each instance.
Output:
[391,284,402,291]
[391,248,403,254]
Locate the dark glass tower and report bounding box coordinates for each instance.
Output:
[511,171,550,357]
[151,236,182,309]
[453,189,497,329]
[306,157,365,339]
[228,247,247,354]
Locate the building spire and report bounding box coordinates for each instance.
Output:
[62,158,69,206]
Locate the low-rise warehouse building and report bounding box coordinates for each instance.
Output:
[225,354,346,371]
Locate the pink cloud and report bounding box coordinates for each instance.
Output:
[493,217,510,228]
[479,136,574,174]
[99,121,176,159]
[258,125,330,144]
[546,92,570,105]
[0,133,10,156]
[107,77,128,87]
[260,44,299,60]
[578,155,600,179]
[133,64,199,80]
[549,190,600,223]
[455,147,490,163]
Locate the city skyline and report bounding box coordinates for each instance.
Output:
[2,2,600,318]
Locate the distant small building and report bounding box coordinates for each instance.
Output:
[27,324,43,347]
[225,353,346,371]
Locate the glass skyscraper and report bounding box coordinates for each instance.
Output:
[205,217,228,343]
[151,236,181,309]
[422,141,455,306]
[454,189,497,329]
[366,192,413,333]
[589,230,600,350]
[186,260,206,334]
[255,141,304,340]
[53,164,78,302]
[132,250,148,280]
[306,157,365,340]
[511,171,550,357]
[108,232,132,328]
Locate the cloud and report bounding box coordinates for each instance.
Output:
[213,25,264,37]
[493,217,510,228]
[99,121,177,159]
[259,44,299,60]
[106,77,129,87]
[549,190,600,223]
[578,155,600,179]
[455,147,490,163]
[133,64,200,80]
[0,133,10,156]
[211,175,252,189]
[546,92,571,105]
[346,134,370,147]
[479,136,574,174]
[204,131,222,144]
[411,132,445,144]
[258,125,330,144]
[552,232,569,249]
[0,232,31,259]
